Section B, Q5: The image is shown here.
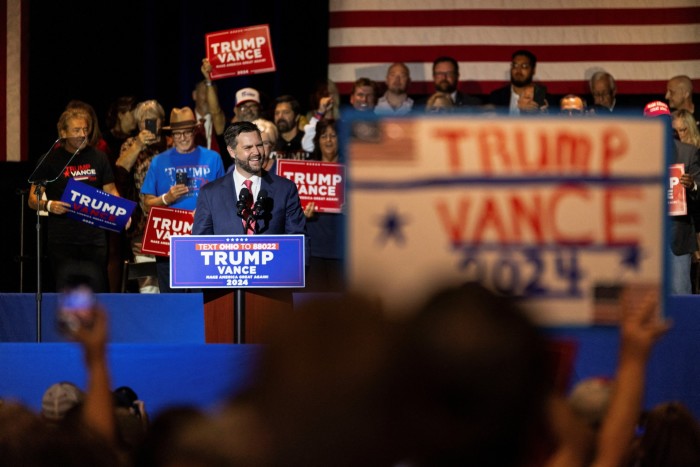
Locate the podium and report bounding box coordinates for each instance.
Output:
[203,288,294,343]
[170,234,306,344]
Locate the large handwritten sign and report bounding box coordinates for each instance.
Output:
[141,206,194,257]
[277,160,345,213]
[60,179,136,233]
[345,116,667,325]
[169,235,305,288]
[205,25,276,79]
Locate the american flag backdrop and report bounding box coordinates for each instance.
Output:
[2,0,27,162]
[328,0,700,96]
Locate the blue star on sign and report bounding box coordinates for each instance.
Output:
[620,245,641,270]
[377,206,409,245]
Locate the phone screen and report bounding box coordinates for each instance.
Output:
[144,118,157,134]
[57,286,96,335]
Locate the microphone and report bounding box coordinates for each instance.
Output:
[253,189,268,217]
[73,135,89,156]
[236,187,252,218]
[27,137,65,184]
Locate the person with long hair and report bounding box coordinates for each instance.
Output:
[304,119,344,292]
[672,109,700,148]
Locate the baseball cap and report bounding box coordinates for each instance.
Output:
[235,88,260,107]
[41,382,84,421]
[643,100,671,117]
[568,376,612,428]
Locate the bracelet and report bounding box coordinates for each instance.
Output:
[161,193,169,206]
[46,200,53,212]
[314,112,324,120]
[205,80,213,87]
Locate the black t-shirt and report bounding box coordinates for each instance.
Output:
[275,131,310,160]
[36,146,115,246]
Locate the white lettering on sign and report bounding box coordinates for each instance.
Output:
[200,250,274,266]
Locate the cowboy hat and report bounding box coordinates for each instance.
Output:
[162,107,199,130]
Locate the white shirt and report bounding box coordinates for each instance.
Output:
[195,111,213,149]
[232,169,261,200]
[508,87,521,115]
[374,94,414,115]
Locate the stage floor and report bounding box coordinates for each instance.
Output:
[1,294,698,419]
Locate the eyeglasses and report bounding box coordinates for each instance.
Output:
[511,63,532,70]
[434,71,457,78]
[172,130,194,139]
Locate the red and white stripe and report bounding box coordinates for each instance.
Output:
[329,0,700,96]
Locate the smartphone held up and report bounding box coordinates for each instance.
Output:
[144,118,158,144]
[56,286,97,336]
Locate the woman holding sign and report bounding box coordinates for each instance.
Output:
[304,119,345,292]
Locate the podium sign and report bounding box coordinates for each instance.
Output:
[170,234,305,288]
[60,178,136,233]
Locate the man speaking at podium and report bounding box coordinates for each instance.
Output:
[193,121,305,237]
[193,121,306,343]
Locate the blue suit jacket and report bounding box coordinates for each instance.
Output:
[193,170,306,236]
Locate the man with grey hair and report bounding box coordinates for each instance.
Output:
[589,71,618,113]
[666,75,699,129]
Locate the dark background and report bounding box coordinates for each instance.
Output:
[3,0,330,292]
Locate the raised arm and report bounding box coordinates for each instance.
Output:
[201,58,226,135]
[591,286,669,467]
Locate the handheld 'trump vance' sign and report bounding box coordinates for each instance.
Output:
[345,116,667,325]
[60,178,136,233]
[206,24,276,79]
[141,206,194,257]
[277,160,345,213]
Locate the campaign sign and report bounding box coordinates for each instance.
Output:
[141,206,194,257]
[60,178,136,233]
[277,160,345,213]
[668,163,687,216]
[345,115,667,325]
[206,24,276,79]
[170,235,305,288]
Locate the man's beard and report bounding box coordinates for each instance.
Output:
[511,75,533,87]
[435,80,455,93]
[236,156,261,175]
[276,120,292,132]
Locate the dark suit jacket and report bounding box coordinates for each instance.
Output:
[489,83,548,109]
[193,170,306,236]
[671,139,700,255]
[453,90,482,107]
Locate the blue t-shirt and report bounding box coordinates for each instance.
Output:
[141,146,224,210]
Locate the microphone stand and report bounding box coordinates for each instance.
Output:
[236,196,266,343]
[233,208,257,344]
[26,137,86,342]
